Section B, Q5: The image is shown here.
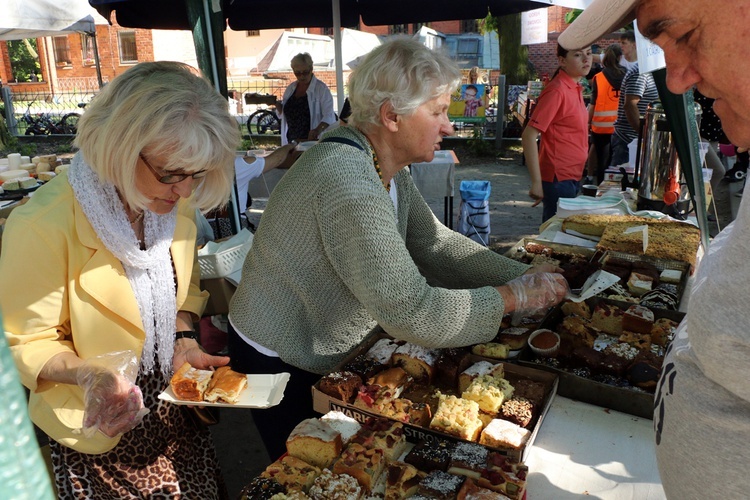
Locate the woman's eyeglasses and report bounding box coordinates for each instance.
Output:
[139,153,208,184]
[293,69,311,77]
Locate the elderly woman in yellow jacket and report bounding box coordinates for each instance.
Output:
[0,61,239,498]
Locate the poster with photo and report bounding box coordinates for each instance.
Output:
[449,84,487,120]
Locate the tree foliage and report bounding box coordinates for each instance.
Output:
[480,12,535,85]
[7,39,41,83]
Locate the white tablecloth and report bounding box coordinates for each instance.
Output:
[410,150,457,199]
[527,396,665,499]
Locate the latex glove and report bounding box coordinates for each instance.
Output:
[76,352,149,438]
[504,272,569,323]
[524,263,564,274]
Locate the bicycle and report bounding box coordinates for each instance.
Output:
[19,101,81,135]
[244,93,281,136]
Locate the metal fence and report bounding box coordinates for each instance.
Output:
[1,87,95,136]
[2,75,512,140]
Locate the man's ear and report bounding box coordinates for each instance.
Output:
[380,101,400,133]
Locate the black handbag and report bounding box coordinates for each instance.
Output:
[185,406,220,427]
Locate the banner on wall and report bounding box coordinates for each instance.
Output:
[521,9,548,45]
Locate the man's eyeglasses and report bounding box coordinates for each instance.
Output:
[139,153,208,184]
[293,69,311,77]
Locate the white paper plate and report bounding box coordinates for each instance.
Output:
[158,372,290,409]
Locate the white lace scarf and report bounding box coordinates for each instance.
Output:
[68,153,177,381]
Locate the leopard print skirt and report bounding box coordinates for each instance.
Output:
[50,366,229,499]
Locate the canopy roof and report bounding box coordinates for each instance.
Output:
[91,0,554,31]
[2,0,107,41]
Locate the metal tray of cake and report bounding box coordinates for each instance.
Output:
[504,238,599,263]
[598,251,690,311]
[517,297,685,419]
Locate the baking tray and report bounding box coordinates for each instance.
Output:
[599,250,690,310]
[517,297,685,419]
[504,237,600,262]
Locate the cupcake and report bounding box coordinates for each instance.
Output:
[528,329,561,358]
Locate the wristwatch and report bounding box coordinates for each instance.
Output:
[175,330,200,342]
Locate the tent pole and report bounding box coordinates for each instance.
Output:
[91,31,104,89]
[333,0,345,112]
[652,68,710,250]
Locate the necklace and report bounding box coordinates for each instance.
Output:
[129,211,144,224]
[372,150,390,193]
[360,133,389,192]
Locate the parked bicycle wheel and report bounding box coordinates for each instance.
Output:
[247,110,280,135]
[59,113,81,135]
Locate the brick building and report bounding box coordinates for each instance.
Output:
[0,6,619,100]
[0,22,155,97]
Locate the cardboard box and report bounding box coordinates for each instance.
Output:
[311,332,558,463]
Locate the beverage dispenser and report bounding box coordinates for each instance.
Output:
[636,102,702,218]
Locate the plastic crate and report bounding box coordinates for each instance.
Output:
[198,237,252,279]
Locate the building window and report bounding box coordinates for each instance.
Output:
[321,27,333,36]
[389,24,409,35]
[457,38,481,67]
[246,30,260,36]
[461,20,478,33]
[413,23,430,32]
[118,31,138,64]
[81,34,96,66]
[53,36,72,66]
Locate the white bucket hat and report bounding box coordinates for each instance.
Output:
[558,0,639,51]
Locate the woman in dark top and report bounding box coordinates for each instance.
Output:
[277,53,336,145]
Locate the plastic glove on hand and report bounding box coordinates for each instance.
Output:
[76,353,150,438]
[506,272,569,322]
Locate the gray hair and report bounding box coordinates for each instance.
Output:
[347,37,461,132]
[291,53,313,71]
[74,61,239,212]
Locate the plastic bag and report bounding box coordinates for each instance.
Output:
[75,351,150,438]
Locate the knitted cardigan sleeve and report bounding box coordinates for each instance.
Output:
[311,138,518,348]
